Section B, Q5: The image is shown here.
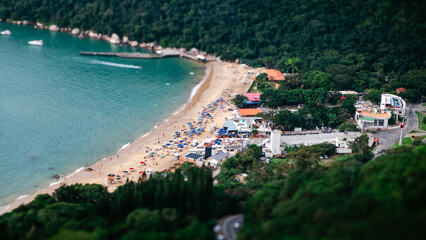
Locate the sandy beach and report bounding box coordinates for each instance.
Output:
[0,60,261,215]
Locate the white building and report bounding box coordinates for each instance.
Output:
[380,94,406,115]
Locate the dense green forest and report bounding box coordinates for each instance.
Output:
[1,144,425,239]
[0,0,425,99]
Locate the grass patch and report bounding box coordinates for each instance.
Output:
[422,103,426,107]
[391,136,426,149]
[334,154,355,161]
[415,112,426,131]
[270,158,288,163]
[410,130,421,133]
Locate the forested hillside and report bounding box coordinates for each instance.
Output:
[0,0,425,98]
[0,144,425,239]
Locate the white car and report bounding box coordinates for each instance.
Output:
[234,222,240,229]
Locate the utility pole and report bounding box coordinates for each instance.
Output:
[399,123,404,145]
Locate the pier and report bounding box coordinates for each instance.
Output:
[80,49,217,62]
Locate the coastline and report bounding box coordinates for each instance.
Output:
[0,61,259,215]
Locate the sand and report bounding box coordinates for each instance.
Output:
[0,61,261,215]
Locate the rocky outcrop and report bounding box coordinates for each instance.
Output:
[122,36,129,44]
[49,25,59,31]
[52,174,60,179]
[71,28,80,35]
[130,41,139,47]
[109,33,120,44]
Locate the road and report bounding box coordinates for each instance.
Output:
[221,214,244,240]
[374,104,419,156]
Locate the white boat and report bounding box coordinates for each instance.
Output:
[28,40,43,46]
[0,30,11,35]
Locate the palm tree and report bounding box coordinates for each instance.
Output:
[285,57,301,74]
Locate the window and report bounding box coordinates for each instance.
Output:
[378,119,384,126]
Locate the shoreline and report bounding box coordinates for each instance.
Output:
[0,61,259,215]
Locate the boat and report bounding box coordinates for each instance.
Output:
[28,40,43,46]
[0,30,11,35]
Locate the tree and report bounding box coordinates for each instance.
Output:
[231,94,247,108]
[285,58,301,74]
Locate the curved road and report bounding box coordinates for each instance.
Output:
[374,104,418,156]
[221,214,244,240]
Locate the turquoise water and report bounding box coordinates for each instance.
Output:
[0,23,205,205]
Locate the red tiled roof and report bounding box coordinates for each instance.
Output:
[245,93,261,102]
[265,69,285,81]
[396,87,406,93]
[238,108,261,116]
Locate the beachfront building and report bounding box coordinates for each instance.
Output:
[380,93,406,115]
[263,130,364,158]
[244,93,261,107]
[265,69,285,89]
[238,108,261,117]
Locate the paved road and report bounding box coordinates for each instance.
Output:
[374,104,418,156]
[221,214,244,240]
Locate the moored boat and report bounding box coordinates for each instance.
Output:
[0,30,11,35]
[28,40,43,46]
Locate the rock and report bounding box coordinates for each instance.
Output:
[47,167,54,171]
[17,21,22,25]
[71,28,80,35]
[52,174,60,179]
[85,168,94,172]
[109,33,120,44]
[22,20,30,26]
[130,41,138,47]
[78,33,84,39]
[139,43,147,48]
[122,36,129,44]
[88,31,97,38]
[101,34,111,41]
[49,24,59,31]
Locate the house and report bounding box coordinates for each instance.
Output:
[380,93,406,115]
[245,93,261,106]
[395,87,406,94]
[183,153,203,162]
[355,110,391,130]
[238,108,261,117]
[206,151,229,169]
[265,69,285,82]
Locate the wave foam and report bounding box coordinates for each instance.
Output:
[16,195,28,201]
[91,60,142,69]
[119,143,130,150]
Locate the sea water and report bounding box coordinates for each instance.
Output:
[0,23,205,205]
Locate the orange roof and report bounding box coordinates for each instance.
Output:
[359,110,391,119]
[396,87,406,93]
[265,69,285,81]
[239,108,261,116]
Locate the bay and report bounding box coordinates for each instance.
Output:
[0,22,204,205]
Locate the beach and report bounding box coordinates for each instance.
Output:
[0,61,260,215]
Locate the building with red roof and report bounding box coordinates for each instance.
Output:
[265,69,285,81]
[245,93,261,103]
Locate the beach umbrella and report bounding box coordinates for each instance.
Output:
[130,168,134,170]
[166,143,170,145]
[184,143,188,145]
[140,162,145,164]
[169,140,173,143]
[107,174,115,177]
[139,171,143,174]
[162,145,166,147]
[123,171,128,173]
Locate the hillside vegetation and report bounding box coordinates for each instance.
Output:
[0,145,425,239]
[0,0,425,99]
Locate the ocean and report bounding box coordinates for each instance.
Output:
[0,22,205,205]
